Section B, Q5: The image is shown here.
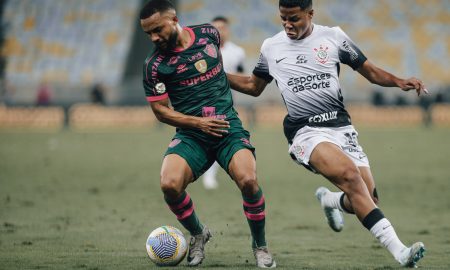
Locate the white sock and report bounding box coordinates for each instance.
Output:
[321,191,345,212]
[369,218,407,262]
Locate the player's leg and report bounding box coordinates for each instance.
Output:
[202,161,219,189]
[310,142,425,267]
[332,166,379,214]
[228,149,275,268]
[160,154,200,233]
[162,138,212,266]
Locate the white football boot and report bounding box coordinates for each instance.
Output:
[315,187,344,232]
[253,247,276,268]
[187,226,212,266]
[398,242,425,268]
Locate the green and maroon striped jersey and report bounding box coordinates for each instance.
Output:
[143,23,235,120]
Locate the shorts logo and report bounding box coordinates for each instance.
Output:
[314,45,329,64]
[203,44,217,58]
[240,138,252,146]
[168,139,181,148]
[195,59,208,73]
[202,106,216,117]
[297,145,306,159]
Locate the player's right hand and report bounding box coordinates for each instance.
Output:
[197,117,230,137]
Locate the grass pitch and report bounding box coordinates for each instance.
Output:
[1,126,449,269]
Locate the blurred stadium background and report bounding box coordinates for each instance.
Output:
[1,1,450,269]
[0,0,449,130]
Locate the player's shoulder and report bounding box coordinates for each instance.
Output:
[189,23,220,43]
[315,24,345,36]
[189,23,216,34]
[261,31,287,50]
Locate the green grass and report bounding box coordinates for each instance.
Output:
[1,126,449,269]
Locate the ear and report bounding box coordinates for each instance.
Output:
[173,16,179,23]
[308,9,314,18]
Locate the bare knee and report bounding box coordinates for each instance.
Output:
[160,174,184,198]
[339,167,365,195]
[236,173,258,196]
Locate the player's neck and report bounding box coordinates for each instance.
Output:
[176,26,192,49]
[298,24,314,40]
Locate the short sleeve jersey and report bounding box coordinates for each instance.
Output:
[253,24,367,143]
[143,24,234,119]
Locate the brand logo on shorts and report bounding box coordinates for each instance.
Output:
[291,144,305,160]
[168,139,181,148]
[314,45,329,64]
[240,138,252,146]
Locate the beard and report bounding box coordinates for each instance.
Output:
[156,31,178,53]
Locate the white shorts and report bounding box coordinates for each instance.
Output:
[288,125,369,172]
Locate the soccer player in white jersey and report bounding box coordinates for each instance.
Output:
[202,16,247,190]
[227,0,427,268]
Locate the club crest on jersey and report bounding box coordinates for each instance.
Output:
[195,59,208,73]
[155,82,166,94]
[203,44,217,58]
[314,45,329,64]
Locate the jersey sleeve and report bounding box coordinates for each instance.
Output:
[205,24,221,47]
[334,27,367,70]
[252,43,273,82]
[142,57,168,103]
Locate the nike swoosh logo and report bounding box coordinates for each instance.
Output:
[275,57,287,64]
[382,225,392,230]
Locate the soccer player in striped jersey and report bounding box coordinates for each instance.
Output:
[227,0,426,268]
[139,0,275,267]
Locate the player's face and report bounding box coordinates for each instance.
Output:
[279,6,314,40]
[141,11,179,52]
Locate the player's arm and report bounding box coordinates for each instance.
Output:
[150,98,230,137]
[227,73,269,97]
[357,60,428,96]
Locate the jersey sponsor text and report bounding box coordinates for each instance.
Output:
[287,73,331,92]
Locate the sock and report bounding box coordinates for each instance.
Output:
[165,191,203,235]
[363,208,407,262]
[243,187,266,249]
[321,190,345,211]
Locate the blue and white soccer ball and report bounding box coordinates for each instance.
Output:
[146,225,188,266]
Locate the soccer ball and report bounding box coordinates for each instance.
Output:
[146,225,188,266]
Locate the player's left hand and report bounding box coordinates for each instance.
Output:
[400,77,429,96]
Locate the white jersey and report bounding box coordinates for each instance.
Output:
[221,41,245,73]
[253,24,367,143]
